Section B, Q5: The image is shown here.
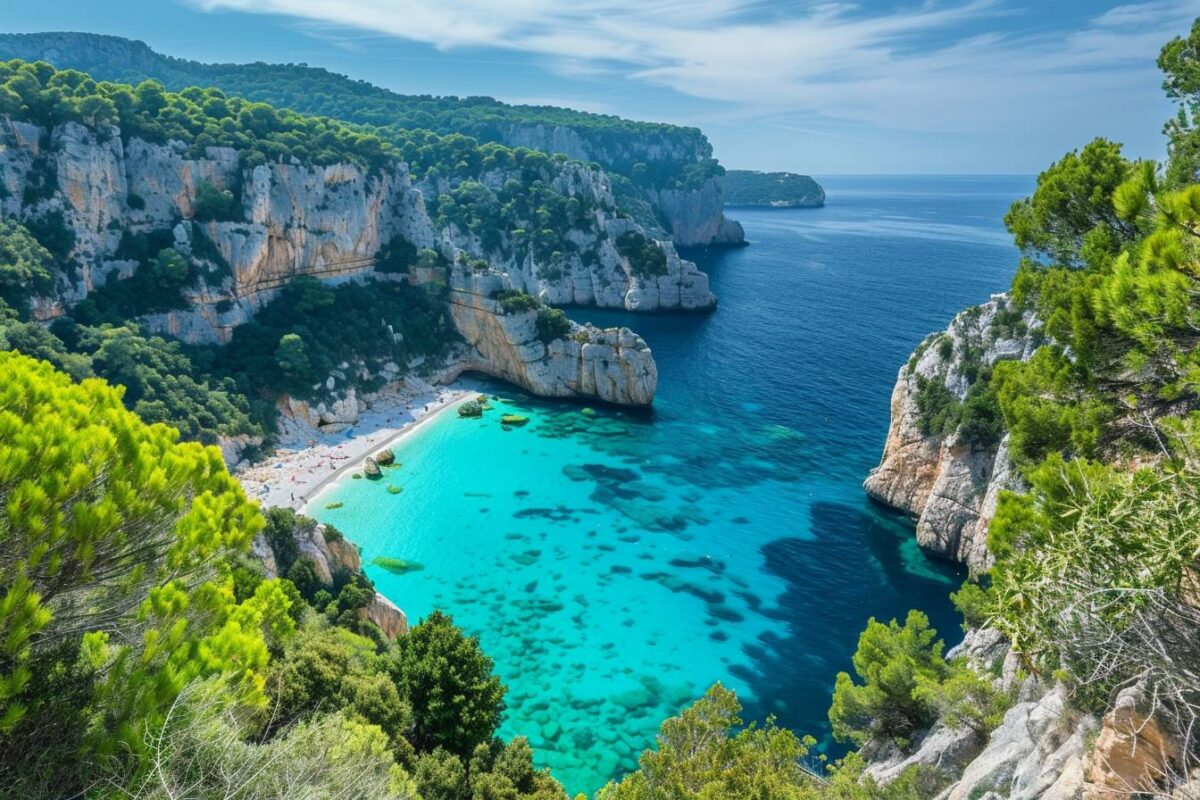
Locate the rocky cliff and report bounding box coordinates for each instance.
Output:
[864,296,1040,573]
[0,32,746,249]
[0,114,677,408]
[447,269,656,406]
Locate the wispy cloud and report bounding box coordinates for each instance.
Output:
[187,0,1200,133]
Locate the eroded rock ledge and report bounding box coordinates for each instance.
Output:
[447,269,657,406]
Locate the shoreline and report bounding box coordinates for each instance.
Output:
[299,389,469,513]
[236,377,486,512]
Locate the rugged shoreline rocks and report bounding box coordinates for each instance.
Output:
[864,296,1039,573]
[447,269,657,406]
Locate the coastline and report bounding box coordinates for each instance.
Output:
[236,377,486,513]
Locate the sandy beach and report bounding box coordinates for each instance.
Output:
[236,376,485,512]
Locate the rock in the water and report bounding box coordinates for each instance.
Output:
[363,456,382,479]
[447,268,658,406]
[375,447,396,466]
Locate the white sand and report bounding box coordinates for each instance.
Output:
[236,377,486,513]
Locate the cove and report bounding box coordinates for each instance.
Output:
[311,175,1032,795]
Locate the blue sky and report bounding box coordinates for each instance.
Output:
[2,0,1199,173]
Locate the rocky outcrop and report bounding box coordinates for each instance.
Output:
[253,519,407,638]
[864,296,1040,572]
[944,682,1096,800]
[0,114,680,407]
[1,116,714,330]
[496,122,744,248]
[1085,682,1182,797]
[655,177,746,247]
[448,269,657,406]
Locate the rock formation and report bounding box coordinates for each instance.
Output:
[447,269,657,406]
[864,296,1040,572]
[252,519,407,638]
[0,32,746,249]
[0,114,676,407]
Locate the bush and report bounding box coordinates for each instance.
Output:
[535,307,571,343]
[192,181,240,222]
[615,231,667,278]
[829,611,950,748]
[394,611,505,757]
[494,289,539,314]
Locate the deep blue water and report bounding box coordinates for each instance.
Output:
[313,175,1031,794]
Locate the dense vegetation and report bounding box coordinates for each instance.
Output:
[0,58,396,171]
[0,32,721,191]
[0,274,454,446]
[723,170,826,208]
[859,18,1200,790]
[0,352,567,799]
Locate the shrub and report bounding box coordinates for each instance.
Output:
[829,610,950,748]
[535,306,571,343]
[192,181,241,222]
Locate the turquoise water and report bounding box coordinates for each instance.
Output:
[313,175,1032,794]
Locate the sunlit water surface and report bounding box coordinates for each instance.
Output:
[313,175,1031,794]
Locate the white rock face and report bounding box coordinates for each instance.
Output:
[448,269,657,406]
[943,683,1095,800]
[495,122,744,247]
[864,296,1041,572]
[655,177,746,247]
[0,115,671,406]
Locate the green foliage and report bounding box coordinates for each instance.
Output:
[913,371,1003,449]
[0,352,291,795]
[536,306,571,344]
[495,289,540,314]
[1003,138,1134,268]
[191,181,240,222]
[120,680,411,800]
[0,59,397,172]
[0,35,717,189]
[615,231,668,278]
[0,219,56,317]
[395,610,505,758]
[269,624,412,742]
[216,276,453,404]
[597,683,816,800]
[829,611,950,748]
[376,234,420,274]
[723,170,825,207]
[987,453,1200,692]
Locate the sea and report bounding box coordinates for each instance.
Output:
[312,175,1033,794]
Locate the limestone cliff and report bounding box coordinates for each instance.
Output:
[496,123,744,248]
[864,296,1040,572]
[0,114,674,408]
[0,116,712,327]
[0,32,746,249]
[447,269,657,406]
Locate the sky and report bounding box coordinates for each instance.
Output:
[2,0,1199,174]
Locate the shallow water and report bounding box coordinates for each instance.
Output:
[313,175,1031,794]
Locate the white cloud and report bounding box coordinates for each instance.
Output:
[187,0,1200,134]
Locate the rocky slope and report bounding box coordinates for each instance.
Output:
[0,114,679,408]
[0,31,746,249]
[864,298,1192,796]
[864,296,1039,573]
